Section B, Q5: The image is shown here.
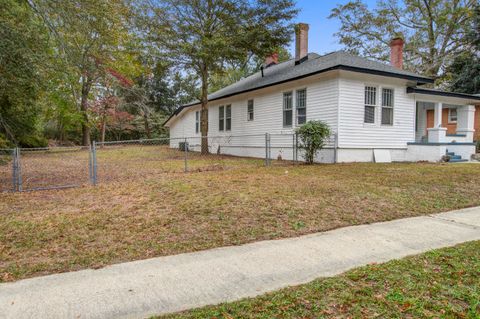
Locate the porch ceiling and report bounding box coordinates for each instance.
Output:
[407,87,480,105]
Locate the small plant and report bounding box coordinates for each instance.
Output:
[476,140,480,153]
[296,120,331,164]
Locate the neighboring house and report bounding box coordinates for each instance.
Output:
[165,23,480,163]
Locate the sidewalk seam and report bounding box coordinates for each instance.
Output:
[427,215,480,230]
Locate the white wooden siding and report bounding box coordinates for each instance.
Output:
[337,72,416,149]
[169,73,339,141]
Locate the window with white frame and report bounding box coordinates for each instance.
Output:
[195,111,200,133]
[219,106,224,131]
[364,86,376,123]
[247,100,254,121]
[225,105,232,131]
[381,88,394,125]
[296,89,307,125]
[448,108,457,123]
[283,92,293,127]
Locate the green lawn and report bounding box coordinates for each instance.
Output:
[158,241,480,319]
[2,152,480,282]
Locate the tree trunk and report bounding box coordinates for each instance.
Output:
[80,78,92,146]
[100,118,106,143]
[200,66,209,154]
[143,113,151,139]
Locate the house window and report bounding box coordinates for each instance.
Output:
[195,111,200,133]
[225,105,232,131]
[219,106,224,131]
[381,88,394,125]
[296,89,307,125]
[364,86,376,123]
[283,92,293,127]
[448,108,457,123]
[247,100,254,121]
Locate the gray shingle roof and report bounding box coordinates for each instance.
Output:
[165,51,433,124]
[209,51,431,100]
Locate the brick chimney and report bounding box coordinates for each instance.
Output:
[295,23,309,65]
[389,37,404,69]
[264,53,279,67]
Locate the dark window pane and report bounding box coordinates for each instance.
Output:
[364,106,375,123]
[283,92,292,110]
[297,108,306,124]
[283,92,293,127]
[284,110,293,126]
[382,88,393,107]
[365,86,376,105]
[381,107,393,125]
[195,111,199,133]
[225,105,231,130]
[296,89,306,125]
[247,100,254,121]
[219,106,224,131]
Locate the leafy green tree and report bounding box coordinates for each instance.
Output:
[28,0,141,145]
[0,0,49,147]
[447,5,480,93]
[296,121,331,165]
[329,0,476,81]
[144,0,297,153]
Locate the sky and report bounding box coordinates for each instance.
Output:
[287,0,378,55]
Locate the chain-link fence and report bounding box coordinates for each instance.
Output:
[0,149,15,192]
[19,146,92,191]
[2,133,337,192]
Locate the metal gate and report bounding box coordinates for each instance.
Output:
[2,146,95,192]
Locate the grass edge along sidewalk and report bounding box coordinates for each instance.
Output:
[158,240,480,319]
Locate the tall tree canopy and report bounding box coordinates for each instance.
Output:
[447,5,480,94]
[0,0,50,147]
[329,0,476,81]
[28,0,141,145]
[144,0,298,153]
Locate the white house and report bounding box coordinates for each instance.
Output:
[164,23,480,163]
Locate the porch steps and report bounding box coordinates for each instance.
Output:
[446,150,468,163]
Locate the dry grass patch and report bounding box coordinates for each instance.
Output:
[1,161,480,282]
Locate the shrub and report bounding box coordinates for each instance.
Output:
[296,120,331,164]
[476,140,480,153]
[0,134,9,148]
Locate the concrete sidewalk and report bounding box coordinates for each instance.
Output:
[1,207,480,319]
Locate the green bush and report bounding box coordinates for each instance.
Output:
[476,140,480,153]
[18,134,48,148]
[0,134,9,148]
[296,120,331,164]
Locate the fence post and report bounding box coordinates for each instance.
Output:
[16,148,22,192]
[184,137,188,172]
[92,141,97,186]
[292,133,296,164]
[295,133,299,162]
[88,144,93,184]
[264,133,269,166]
[334,132,338,164]
[12,149,17,191]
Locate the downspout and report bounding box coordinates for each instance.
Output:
[335,76,341,163]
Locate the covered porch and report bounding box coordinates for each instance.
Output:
[415,102,475,144]
[406,87,480,162]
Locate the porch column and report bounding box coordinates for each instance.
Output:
[456,105,475,142]
[427,102,447,143]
